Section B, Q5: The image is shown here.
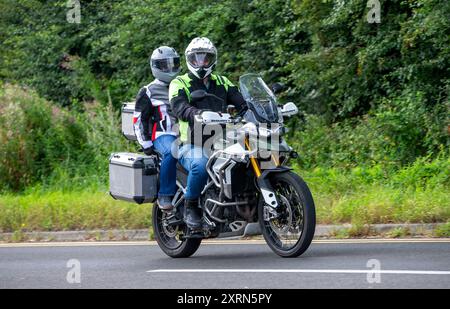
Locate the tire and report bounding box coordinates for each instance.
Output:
[258,171,316,258]
[152,204,201,258]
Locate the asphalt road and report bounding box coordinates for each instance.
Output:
[0,239,449,289]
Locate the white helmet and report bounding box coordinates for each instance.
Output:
[185,37,217,79]
[150,46,181,83]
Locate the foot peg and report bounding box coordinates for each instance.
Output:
[180,230,204,240]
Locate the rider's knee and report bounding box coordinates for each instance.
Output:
[191,158,208,176]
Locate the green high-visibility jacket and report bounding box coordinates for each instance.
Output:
[169,72,247,145]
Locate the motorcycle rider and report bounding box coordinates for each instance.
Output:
[169,37,247,231]
[134,46,181,210]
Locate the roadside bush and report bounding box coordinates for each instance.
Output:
[291,89,449,169]
[0,85,132,192]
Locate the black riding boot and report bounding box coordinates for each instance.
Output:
[183,199,202,230]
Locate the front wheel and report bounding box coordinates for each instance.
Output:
[152,203,201,258]
[258,171,316,258]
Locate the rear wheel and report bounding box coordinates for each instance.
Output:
[258,171,316,258]
[152,202,201,258]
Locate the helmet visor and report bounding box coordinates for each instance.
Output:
[187,52,216,69]
[152,57,180,73]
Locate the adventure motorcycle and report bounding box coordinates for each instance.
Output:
[153,74,316,258]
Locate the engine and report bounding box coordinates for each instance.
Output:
[202,160,258,235]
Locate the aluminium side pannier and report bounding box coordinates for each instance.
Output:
[109,152,158,204]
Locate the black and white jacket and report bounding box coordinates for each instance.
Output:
[133,79,177,150]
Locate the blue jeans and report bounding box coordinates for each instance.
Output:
[153,135,178,197]
[178,144,209,200]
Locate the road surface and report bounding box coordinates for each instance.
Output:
[0,239,449,289]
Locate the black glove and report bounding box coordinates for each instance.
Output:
[237,106,249,117]
[143,146,157,156]
[189,109,203,126]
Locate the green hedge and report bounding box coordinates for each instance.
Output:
[1,0,448,115]
[291,89,449,169]
[0,85,133,192]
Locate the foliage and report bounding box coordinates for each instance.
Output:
[291,89,449,168]
[1,1,448,112]
[0,84,133,192]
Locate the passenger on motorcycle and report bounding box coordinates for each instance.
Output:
[134,46,181,211]
[169,37,248,231]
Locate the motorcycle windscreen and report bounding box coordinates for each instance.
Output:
[239,74,279,123]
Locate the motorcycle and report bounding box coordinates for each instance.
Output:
[153,73,316,258]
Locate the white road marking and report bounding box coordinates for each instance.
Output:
[147,269,450,275]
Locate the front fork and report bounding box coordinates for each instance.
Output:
[244,137,285,218]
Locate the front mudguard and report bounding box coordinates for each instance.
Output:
[256,166,292,209]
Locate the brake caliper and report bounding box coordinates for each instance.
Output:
[263,205,279,222]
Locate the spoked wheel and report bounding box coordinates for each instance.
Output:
[152,200,201,258]
[258,171,316,257]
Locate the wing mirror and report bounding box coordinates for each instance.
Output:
[227,105,237,115]
[281,102,298,117]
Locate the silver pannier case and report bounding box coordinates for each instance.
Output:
[121,102,137,141]
[109,153,158,204]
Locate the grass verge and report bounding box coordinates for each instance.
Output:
[0,182,448,234]
[0,188,151,233]
[0,157,448,234]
